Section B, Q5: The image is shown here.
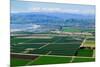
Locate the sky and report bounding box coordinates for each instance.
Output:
[11,0,95,15]
[22,0,95,5]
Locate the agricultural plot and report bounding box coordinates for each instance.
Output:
[11,55,95,66]
[76,48,93,57]
[62,27,81,32]
[11,56,72,66]
[93,50,95,57]
[11,58,32,66]
[72,57,95,63]
[11,36,82,56]
[11,44,45,53]
[38,43,80,56]
[11,35,95,66]
[28,56,72,65]
[11,37,32,45]
[83,38,95,47]
[11,54,39,66]
[81,29,95,33]
[62,27,95,33]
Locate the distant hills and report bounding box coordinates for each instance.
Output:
[11,12,95,25]
[11,12,95,33]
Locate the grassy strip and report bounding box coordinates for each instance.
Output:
[29,56,72,65]
[72,57,95,63]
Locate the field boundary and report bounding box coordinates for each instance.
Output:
[11,53,94,58]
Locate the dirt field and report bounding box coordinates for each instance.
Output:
[11,53,38,60]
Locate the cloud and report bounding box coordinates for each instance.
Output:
[32,24,41,29]
[11,7,94,14]
[31,7,80,13]
[11,7,80,13]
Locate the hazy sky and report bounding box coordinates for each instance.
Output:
[11,0,95,15]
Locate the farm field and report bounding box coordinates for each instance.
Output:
[62,27,95,33]
[10,34,95,66]
[62,27,81,32]
[28,56,72,65]
[72,57,95,63]
[83,38,95,47]
[11,58,32,66]
[11,55,95,66]
[11,35,83,56]
[76,48,93,57]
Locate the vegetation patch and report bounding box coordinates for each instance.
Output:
[77,48,93,57]
[72,57,95,63]
[28,56,72,65]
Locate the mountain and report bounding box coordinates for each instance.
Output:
[11,12,95,25]
[11,12,95,33]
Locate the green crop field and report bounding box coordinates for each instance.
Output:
[77,48,93,57]
[11,56,95,66]
[11,58,32,66]
[62,27,95,33]
[82,29,95,33]
[62,27,81,32]
[72,57,95,63]
[28,56,72,65]
[11,43,45,53]
[11,35,95,66]
[11,37,32,45]
[11,36,82,56]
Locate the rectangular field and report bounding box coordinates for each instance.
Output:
[11,35,95,66]
[72,57,95,63]
[11,36,82,56]
[83,38,95,47]
[11,55,95,66]
[76,48,93,57]
[28,56,72,65]
[11,58,32,66]
[62,27,81,32]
